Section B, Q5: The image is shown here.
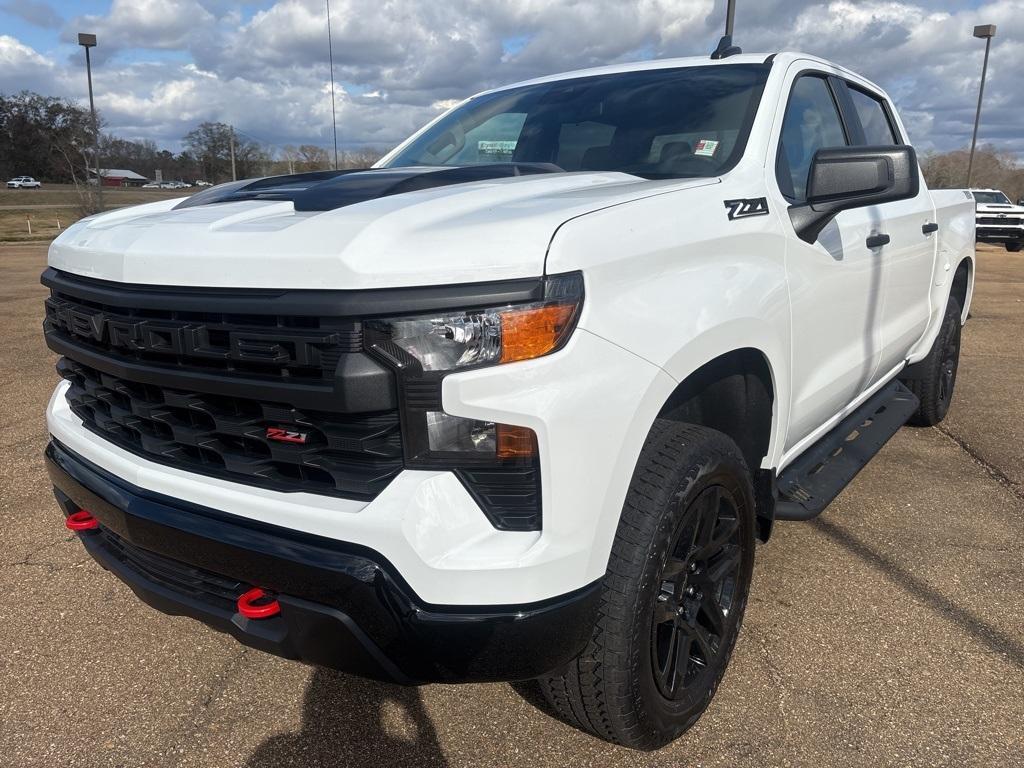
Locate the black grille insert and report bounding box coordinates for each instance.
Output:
[58,358,403,500]
[44,294,361,380]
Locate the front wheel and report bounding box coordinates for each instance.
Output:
[1006,242,1023,252]
[539,421,755,750]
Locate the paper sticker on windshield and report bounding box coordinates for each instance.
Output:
[478,141,517,161]
[694,139,719,157]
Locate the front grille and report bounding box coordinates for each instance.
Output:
[44,294,361,380]
[978,216,1022,226]
[101,527,246,611]
[58,358,403,499]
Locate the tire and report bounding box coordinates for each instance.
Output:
[904,295,962,427]
[1006,242,1022,253]
[539,421,756,750]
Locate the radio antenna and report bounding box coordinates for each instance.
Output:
[711,0,742,59]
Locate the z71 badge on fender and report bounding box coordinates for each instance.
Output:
[724,198,769,220]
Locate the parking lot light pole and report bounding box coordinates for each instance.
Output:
[78,32,103,207]
[966,24,996,188]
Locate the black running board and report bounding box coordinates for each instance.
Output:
[775,380,920,521]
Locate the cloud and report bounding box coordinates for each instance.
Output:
[61,0,218,59]
[0,35,58,92]
[1,0,1021,157]
[0,0,63,29]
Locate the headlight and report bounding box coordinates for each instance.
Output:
[365,272,582,532]
[379,272,583,372]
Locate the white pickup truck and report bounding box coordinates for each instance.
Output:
[971,188,1024,251]
[43,51,974,749]
[7,176,42,188]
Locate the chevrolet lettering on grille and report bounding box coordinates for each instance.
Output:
[45,297,345,367]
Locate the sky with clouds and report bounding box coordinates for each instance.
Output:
[0,0,1021,158]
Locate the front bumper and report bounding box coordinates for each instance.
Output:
[46,440,600,684]
[976,226,1024,242]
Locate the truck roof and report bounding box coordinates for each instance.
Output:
[475,52,877,98]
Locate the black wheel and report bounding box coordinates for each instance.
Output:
[539,421,755,750]
[904,296,962,426]
[1006,242,1023,252]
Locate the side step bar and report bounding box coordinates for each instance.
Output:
[775,380,920,521]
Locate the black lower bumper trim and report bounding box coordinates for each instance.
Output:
[976,229,1024,242]
[46,440,600,684]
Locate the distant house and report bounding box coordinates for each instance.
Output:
[88,168,150,187]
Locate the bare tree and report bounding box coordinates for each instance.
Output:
[922,145,1024,201]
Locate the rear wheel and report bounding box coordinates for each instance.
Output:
[1006,242,1022,252]
[904,296,962,426]
[539,421,755,749]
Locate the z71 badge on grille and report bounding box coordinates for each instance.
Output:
[266,427,310,444]
[724,198,769,220]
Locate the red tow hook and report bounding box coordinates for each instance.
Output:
[237,587,281,619]
[65,510,99,531]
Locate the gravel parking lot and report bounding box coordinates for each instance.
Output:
[1,242,1021,768]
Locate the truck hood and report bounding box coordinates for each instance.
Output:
[49,172,714,289]
[976,203,1024,215]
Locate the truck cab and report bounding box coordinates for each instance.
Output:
[43,51,974,750]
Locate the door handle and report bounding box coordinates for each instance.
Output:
[866,233,890,249]
[922,222,939,235]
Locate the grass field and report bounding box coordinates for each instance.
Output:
[0,207,81,242]
[0,183,197,242]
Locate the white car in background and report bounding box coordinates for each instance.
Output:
[7,176,42,189]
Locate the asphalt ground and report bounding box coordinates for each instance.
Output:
[1,242,1021,768]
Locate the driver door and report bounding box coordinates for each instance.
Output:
[774,72,883,453]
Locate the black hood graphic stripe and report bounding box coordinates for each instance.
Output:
[173,164,564,213]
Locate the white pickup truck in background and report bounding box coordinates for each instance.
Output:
[6,176,42,188]
[971,188,1024,251]
[43,51,974,750]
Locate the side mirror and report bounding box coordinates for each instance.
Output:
[789,145,919,243]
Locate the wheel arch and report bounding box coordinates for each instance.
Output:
[950,257,972,322]
[655,344,784,541]
[656,348,776,475]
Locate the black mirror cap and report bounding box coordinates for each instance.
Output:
[789,145,919,244]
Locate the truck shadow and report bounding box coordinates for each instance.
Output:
[812,517,1024,669]
[245,668,449,768]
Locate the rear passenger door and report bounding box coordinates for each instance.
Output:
[839,82,936,376]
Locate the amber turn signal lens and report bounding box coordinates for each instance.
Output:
[499,303,576,364]
[496,424,538,459]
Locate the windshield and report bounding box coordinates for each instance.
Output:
[973,191,1011,204]
[383,64,770,179]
